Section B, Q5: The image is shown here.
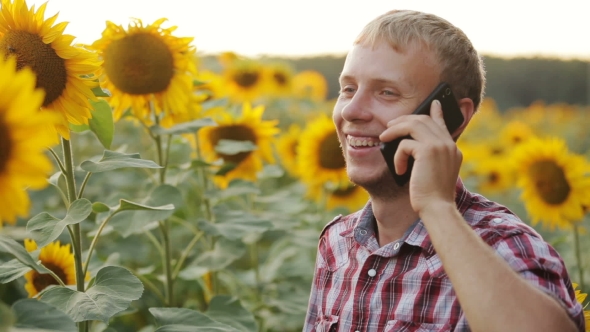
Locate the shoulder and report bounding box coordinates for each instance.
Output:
[461,191,543,243]
[318,210,360,239]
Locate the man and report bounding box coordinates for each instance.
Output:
[304,10,585,332]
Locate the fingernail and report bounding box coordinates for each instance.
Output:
[434,100,441,106]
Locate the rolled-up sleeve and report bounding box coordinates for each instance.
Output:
[491,228,585,331]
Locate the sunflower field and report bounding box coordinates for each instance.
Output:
[0,1,589,331]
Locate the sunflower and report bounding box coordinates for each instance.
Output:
[0,0,101,139]
[500,120,536,147]
[194,70,228,103]
[297,114,348,187]
[307,181,369,211]
[0,56,54,226]
[511,137,590,230]
[292,70,328,102]
[222,59,268,103]
[23,239,76,297]
[91,18,196,123]
[264,62,294,97]
[199,103,279,188]
[472,156,514,195]
[572,283,590,330]
[276,124,301,177]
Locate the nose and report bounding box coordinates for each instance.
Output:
[340,90,372,122]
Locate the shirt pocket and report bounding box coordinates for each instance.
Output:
[314,315,339,332]
[385,319,452,332]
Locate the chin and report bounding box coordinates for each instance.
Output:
[349,168,405,198]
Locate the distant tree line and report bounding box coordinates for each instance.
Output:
[282,55,590,111]
[200,54,589,111]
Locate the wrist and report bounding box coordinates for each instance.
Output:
[418,199,458,224]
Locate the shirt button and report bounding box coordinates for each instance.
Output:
[368,269,377,277]
[393,242,400,250]
[358,228,367,235]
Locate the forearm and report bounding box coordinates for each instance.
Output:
[420,202,578,332]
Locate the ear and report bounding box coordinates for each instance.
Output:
[451,97,475,139]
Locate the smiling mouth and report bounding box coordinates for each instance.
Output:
[346,135,381,148]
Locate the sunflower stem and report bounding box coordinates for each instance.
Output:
[151,112,175,307]
[39,263,67,287]
[61,137,87,332]
[172,231,204,280]
[573,224,585,290]
[48,147,67,175]
[82,213,116,278]
[193,133,218,297]
[77,172,92,199]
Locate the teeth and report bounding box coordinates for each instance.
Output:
[347,136,379,147]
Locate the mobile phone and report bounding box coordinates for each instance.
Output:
[380,82,464,186]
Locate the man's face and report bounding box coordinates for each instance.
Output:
[333,40,441,192]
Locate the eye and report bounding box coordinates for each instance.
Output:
[381,90,396,96]
[339,86,356,95]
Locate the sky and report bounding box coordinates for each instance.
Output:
[25,0,590,60]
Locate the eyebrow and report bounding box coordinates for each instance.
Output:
[339,74,410,89]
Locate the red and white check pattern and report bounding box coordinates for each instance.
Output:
[304,179,585,332]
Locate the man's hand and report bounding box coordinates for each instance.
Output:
[379,100,462,214]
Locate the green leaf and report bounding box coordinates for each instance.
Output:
[149,308,239,332]
[214,139,257,155]
[88,100,115,149]
[197,210,272,241]
[12,299,76,331]
[80,150,161,173]
[0,301,14,331]
[215,162,236,176]
[0,259,31,283]
[92,202,111,213]
[206,296,258,332]
[69,122,90,133]
[209,180,260,200]
[110,185,179,238]
[91,86,111,97]
[259,164,284,178]
[202,98,228,111]
[0,235,49,274]
[193,79,208,86]
[150,118,216,135]
[183,238,245,273]
[40,266,143,323]
[26,199,92,248]
[190,159,212,169]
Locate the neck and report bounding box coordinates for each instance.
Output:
[371,192,419,247]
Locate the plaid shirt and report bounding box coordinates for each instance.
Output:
[304,179,585,332]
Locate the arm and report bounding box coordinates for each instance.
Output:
[420,202,579,332]
[380,99,581,332]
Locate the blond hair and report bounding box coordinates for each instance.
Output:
[355,10,486,110]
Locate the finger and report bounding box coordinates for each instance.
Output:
[380,115,437,143]
[430,99,447,130]
[393,139,420,175]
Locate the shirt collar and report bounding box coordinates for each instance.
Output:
[339,178,471,253]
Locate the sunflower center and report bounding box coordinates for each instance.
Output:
[210,125,257,164]
[0,116,12,174]
[332,185,356,197]
[319,131,346,169]
[32,262,67,293]
[0,31,67,107]
[529,160,571,205]
[104,33,174,95]
[488,171,499,184]
[273,72,287,86]
[232,71,259,88]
